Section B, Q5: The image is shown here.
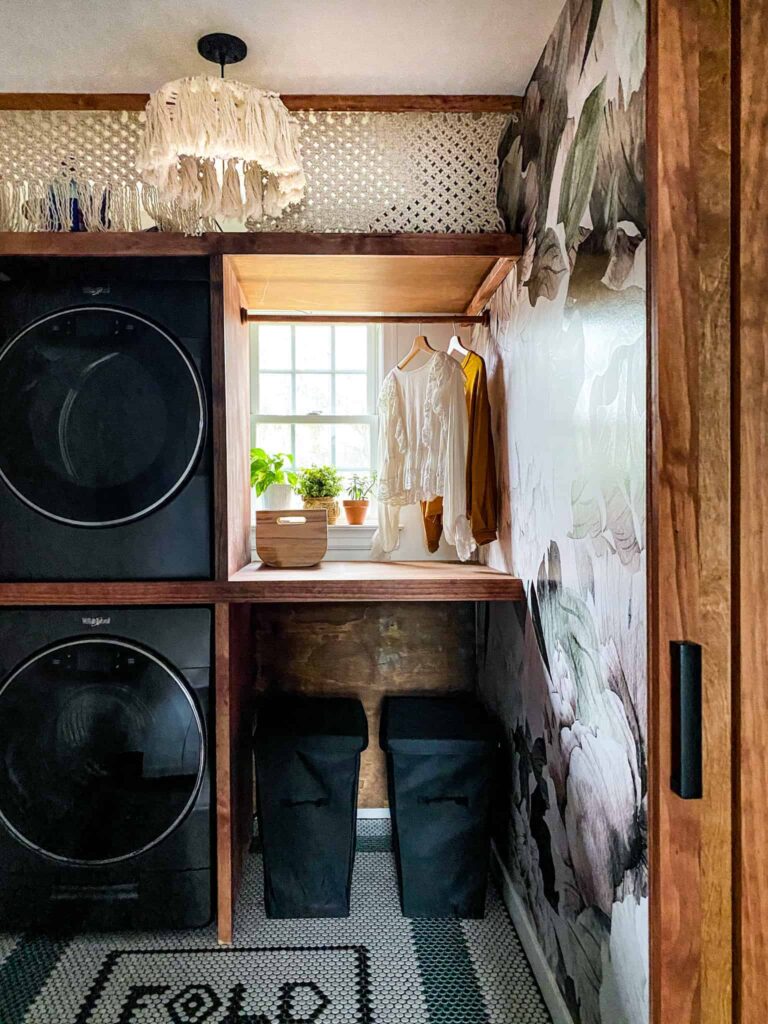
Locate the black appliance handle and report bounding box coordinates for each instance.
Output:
[418,795,469,808]
[670,641,703,799]
[280,797,330,809]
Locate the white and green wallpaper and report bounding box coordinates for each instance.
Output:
[475,1,648,1021]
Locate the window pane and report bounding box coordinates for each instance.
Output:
[295,326,331,370]
[255,422,292,455]
[295,373,332,415]
[258,373,292,415]
[296,424,332,467]
[335,373,368,415]
[258,326,292,370]
[335,424,370,470]
[334,326,368,370]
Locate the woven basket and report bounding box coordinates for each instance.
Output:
[302,496,340,525]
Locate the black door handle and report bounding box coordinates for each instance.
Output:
[670,641,702,799]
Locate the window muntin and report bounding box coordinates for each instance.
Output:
[251,323,378,486]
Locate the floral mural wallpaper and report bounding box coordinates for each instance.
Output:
[473,1,647,1022]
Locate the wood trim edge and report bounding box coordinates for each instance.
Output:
[0,92,523,113]
[464,257,516,315]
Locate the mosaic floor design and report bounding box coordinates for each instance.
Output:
[0,821,552,1024]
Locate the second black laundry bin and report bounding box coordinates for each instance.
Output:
[381,695,497,919]
[254,695,368,918]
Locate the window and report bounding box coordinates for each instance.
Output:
[250,322,379,492]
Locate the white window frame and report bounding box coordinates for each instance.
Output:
[250,322,381,537]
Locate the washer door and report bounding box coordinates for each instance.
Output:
[0,639,205,864]
[0,306,206,526]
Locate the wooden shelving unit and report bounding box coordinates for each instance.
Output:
[0,233,523,945]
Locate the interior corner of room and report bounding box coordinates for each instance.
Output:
[0,0,755,1022]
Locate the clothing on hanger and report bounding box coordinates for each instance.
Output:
[371,349,473,560]
[421,348,498,553]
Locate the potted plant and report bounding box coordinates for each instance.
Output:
[343,473,377,525]
[295,465,343,525]
[250,448,298,510]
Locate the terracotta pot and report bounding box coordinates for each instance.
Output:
[302,496,340,525]
[343,499,370,525]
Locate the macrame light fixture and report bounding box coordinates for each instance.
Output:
[136,33,305,227]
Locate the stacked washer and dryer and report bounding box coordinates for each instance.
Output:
[0,258,214,929]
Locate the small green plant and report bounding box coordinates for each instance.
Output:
[296,464,343,499]
[250,448,298,497]
[346,473,377,500]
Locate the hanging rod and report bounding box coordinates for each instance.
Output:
[241,310,490,325]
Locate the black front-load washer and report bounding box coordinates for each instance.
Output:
[0,257,212,580]
[0,606,212,930]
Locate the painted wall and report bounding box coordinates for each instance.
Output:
[473,2,647,1021]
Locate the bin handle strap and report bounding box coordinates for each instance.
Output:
[280,797,330,808]
[417,795,468,807]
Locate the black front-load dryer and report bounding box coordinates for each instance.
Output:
[0,606,212,930]
[0,257,212,580]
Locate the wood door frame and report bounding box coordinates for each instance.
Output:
[648,0,734,1022]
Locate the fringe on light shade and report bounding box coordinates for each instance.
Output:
[135,76,306,229]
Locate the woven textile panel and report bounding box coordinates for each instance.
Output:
[0,109,512,234]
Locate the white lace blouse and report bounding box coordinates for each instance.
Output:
[371,351,473,560]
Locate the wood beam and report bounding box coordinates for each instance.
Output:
[0,231,522,259]
[0,93,522,113]
[242,312,489,325]
[464,257,516,315]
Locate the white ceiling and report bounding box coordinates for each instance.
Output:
[1,0,563,95]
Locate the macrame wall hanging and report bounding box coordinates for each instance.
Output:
[0,107,510,235]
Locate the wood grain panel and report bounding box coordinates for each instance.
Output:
[464,257,516,316]
[0,562,524,605]
[223,256,252,578]
[251,603,475,807]
[212,255,252,580]
[0,93,522,113]
[736,3,768,1019]
[0,232,522,259]
[648,0,733,1020]
[230,254,508,314]
[215,602,254,945]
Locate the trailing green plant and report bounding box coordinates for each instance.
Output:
[295,464,343,499]
[250,448,298,497]
[346,473,377,500]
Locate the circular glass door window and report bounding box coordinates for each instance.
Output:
[0,306,206,526]
[0,639,205,864]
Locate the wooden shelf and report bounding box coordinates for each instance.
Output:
[0,231,522,259]
[227,560,523,602]
[0,562,523,606]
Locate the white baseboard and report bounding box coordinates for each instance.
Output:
[357,808,391,819]
[492,842,574,1024]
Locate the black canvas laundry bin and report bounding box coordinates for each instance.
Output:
[381,694,497,919]
[254,695,368,918]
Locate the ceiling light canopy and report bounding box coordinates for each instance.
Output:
[136,33,305,226]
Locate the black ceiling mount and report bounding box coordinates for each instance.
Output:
[197,33,248,77]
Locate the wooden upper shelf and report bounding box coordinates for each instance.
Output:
[0,231,522,260]
[0,562,523,605]
[230,253,515,315]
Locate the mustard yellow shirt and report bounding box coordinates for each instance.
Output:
[421,350,498,552]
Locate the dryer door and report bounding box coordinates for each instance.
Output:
[0,638,205,864]
[0,306,206,526]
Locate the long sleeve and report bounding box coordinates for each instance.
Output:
[465,354,498,545]
[371,372,405,556]
[438,362,473,560]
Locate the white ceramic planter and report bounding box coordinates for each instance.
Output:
[261,483,294,510]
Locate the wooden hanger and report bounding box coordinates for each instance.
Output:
[397,330,437,370]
